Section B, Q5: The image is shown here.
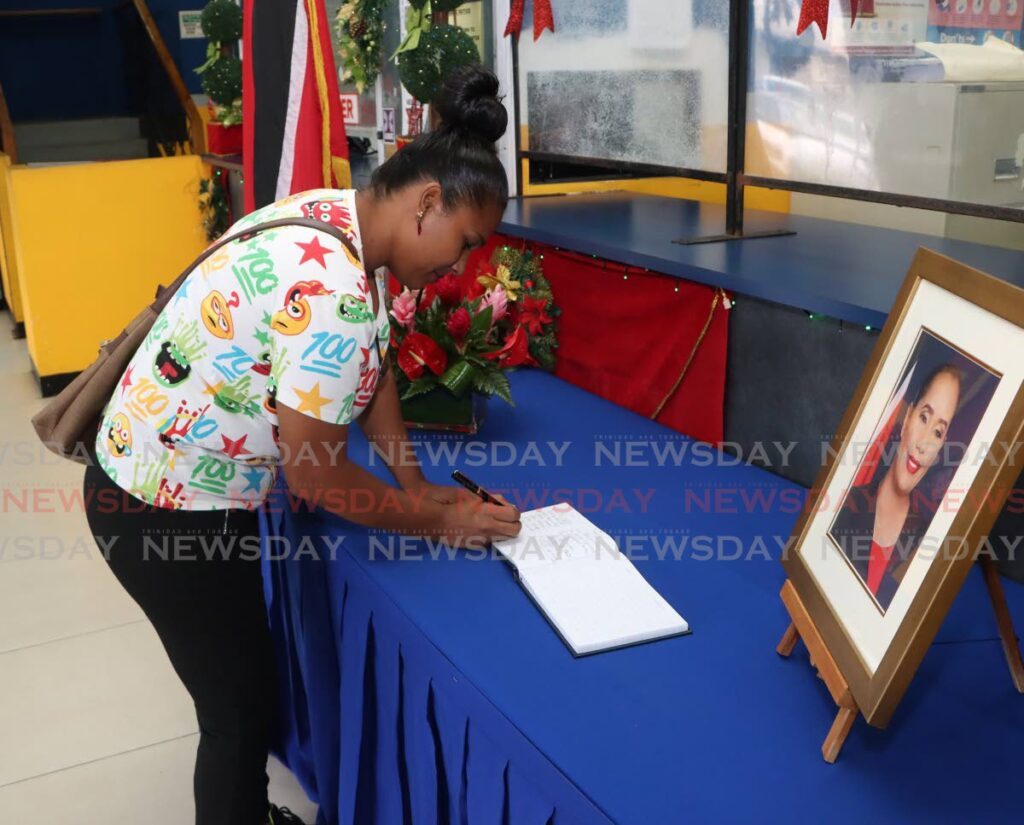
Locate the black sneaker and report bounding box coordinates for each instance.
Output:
[268,803,308,825]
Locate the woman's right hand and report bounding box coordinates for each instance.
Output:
[435,492,522,549]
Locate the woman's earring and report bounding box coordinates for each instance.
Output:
[416,210,425,236]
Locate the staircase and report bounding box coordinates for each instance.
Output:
[13,117,150,165]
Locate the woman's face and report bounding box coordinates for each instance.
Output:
[388,184,504,290]
[893,371,960,495]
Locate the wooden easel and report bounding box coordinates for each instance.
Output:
[776,579,859,763]
[777,559,1024,763]
[979,556,1024,693]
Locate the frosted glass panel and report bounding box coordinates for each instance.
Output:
[747,0,1024,212]
[517,0,730,173]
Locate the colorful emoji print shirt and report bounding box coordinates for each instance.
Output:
[94,189,391,510]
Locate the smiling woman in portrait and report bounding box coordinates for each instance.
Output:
[829,363,963,611]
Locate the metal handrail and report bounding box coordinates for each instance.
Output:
[0,80,16,163]
[1,1,206,157]
[127,0,205,154]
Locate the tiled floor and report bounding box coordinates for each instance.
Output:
[0,324,318,823]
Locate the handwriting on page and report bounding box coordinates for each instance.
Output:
[496,506,620,568]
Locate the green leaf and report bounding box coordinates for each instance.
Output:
[470,305,492,337]
[471,369,514,406]
[400,377,437,401]
[439,360,475,397]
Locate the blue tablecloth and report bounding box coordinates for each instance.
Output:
[260,370,1024,825]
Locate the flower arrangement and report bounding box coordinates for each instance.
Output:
[389,244,559,422]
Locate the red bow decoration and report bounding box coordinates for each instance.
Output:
[796,0,859,39]
[504,0,555,41]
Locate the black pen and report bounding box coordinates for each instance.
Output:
[451,470,506,506]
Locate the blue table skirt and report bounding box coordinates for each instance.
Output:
[260,494,608,825]
[260,369,1024,825]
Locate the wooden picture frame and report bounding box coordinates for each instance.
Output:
[780,248,1024,737]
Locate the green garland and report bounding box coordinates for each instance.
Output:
[490,245,560,371]
[199,172,231,242]
[335,0,387,94]
[398,24,479,103]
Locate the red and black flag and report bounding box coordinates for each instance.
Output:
[242,0,351,213]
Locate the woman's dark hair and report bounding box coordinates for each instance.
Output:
[370,64,509,210]
[913,363,963,409]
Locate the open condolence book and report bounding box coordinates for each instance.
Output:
[492,504,690,656]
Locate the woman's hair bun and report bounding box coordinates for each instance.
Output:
[434,64,508,144]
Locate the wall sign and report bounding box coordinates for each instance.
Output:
[339,93,360,126]
[179,11,204,39]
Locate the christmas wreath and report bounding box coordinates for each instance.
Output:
[392,0,480,105]
[398,23,479,104]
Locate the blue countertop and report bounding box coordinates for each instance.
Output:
[499,193,1024,328]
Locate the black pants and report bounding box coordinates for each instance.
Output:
[84,463,277,825]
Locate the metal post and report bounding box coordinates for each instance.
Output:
[674,0,795,245]
[725,0,746,236]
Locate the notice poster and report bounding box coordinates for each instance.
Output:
[179,10,204,39]
[838,0,931,55]
[448,2,488,64]
[927,0,1023,46]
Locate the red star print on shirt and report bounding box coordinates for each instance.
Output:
[94,189,388,511]
[296,235,335,268]
[120,365,134,395]
[220,433,252,459]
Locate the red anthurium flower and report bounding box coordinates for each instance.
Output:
[484,325,535,368]
[446,306,471,344]
[517,295,553,335]
[397,332,448,379]
[435,273,462,306]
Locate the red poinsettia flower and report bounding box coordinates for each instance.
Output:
[446,306,471,344]
[483,325,535,368]
[435,273,462,306]
[462,272,486,301]
[516,295,553,335]
[397,332,448,379]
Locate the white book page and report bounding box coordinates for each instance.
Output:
[492,505,688,655]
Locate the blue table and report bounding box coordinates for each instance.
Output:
[499,194,1024,329]
[260,370,1024,825]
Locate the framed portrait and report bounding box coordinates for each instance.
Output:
[782,248,1024,727]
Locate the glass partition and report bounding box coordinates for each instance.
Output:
[747,0,1024,214]
[515,0,731,175]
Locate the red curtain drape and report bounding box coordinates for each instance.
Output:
[392,233,729,445]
